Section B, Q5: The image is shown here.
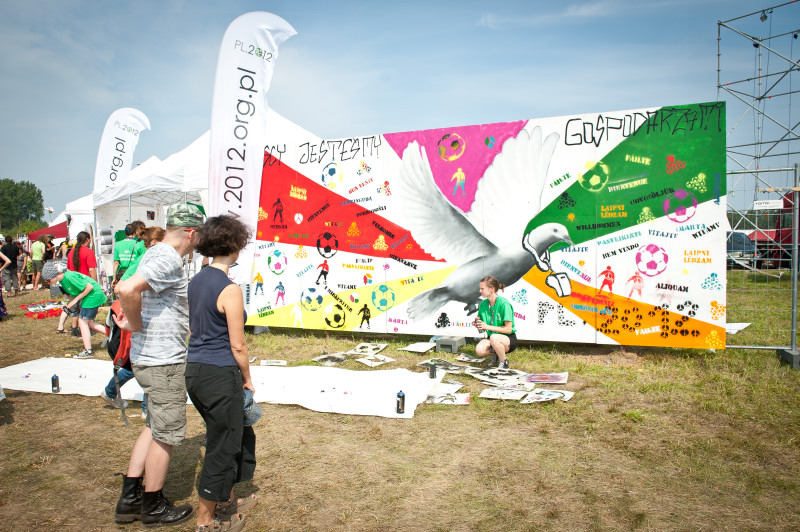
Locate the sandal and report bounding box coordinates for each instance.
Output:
[55,329,65,334]
[197,513,245,532]
[215,494,257,518]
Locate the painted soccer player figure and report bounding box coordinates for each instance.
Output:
[274,281,285,306]
[315,259,329,286]
[598,266,615,294]
[272,198,284,222]
[358,303,371,329]
[451,168,466,196]
[473,275,517,370]
[252,272,264,295]
[627,271,643,299]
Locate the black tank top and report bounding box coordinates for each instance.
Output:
[187,267,247,366]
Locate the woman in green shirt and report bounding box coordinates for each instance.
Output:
[473,275,517,370]
[43,261,107,358]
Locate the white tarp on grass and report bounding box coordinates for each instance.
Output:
[0,358,441,419]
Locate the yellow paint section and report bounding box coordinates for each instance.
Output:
[522,268,726,349]
[247,265,458,331]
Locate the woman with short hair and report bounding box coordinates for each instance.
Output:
[185,215,255,532]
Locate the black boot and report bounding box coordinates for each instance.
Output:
[140,490,194,528]
[114,475,143,524]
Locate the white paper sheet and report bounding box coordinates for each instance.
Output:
[725,323,750,334]
[346,343,388,356]
[520,389,575,403]
[398,342,437,353]
[479,388,527,400]
[0,358,443,418]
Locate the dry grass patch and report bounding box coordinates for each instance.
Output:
[0,290,800,530]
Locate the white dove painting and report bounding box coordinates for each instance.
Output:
[248,102,728,350]
[390,127,573,321]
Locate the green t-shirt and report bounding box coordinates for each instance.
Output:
[477,295,516,336]
[120,241,147,281]
[113,238,138,265]
[31,241,45,261]
[61,270,106,309]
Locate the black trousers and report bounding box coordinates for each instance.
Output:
[186,362,255,502]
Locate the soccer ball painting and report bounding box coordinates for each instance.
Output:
[267,249,287,275]
[301,287,324,312]
[316,232,339,258]
[663,189,698,223]
[323,303,346,328]
[437,133,465,162]
[371,284,396,311]
[577,161,609,192]
[635,244,669,277]
[321,162,343,190]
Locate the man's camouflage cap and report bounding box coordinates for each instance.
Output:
[166,204,204,227]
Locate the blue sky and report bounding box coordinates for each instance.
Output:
[0,0,796,220]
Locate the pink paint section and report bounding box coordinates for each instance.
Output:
[384,121,527,213]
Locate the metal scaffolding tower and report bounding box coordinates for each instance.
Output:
[717,1,800,364]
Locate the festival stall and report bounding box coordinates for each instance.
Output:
[27,221,68,241]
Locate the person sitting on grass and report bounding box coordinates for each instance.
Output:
[473,275,517,370]
[43,260,108,359]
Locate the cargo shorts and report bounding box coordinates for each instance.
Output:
[132,363,187,446]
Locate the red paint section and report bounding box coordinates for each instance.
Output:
[383,121,528,213]
[257,160,442,262]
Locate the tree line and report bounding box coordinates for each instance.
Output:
[0,179,46,237]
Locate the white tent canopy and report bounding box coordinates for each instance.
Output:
[92,132,210,284]
[64,194,94,242]
[93,132,209,232]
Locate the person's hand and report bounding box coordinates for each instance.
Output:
[112,311,131,331]
[473,318,486,332]
[243,380,255,394]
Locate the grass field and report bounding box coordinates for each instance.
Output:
[0,286,799,531]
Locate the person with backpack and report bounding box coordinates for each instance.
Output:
[101,227,164,413]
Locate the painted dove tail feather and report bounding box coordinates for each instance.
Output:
[407,287,451,321]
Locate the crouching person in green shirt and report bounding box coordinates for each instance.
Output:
[43,261,108,358]
[473,275,517,370]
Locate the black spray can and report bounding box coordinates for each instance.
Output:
[51,374,60,393]
[396,390,405,414]
[429,362,437,379]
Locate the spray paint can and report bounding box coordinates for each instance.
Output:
[51,374,60,393]
[396,390,405,414]
[429,362,437,379]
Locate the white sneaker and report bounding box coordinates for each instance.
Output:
[102,393,129,409]
[75,349,94,359]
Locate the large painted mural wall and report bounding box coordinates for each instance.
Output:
[247,102,727,349]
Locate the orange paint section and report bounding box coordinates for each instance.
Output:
[522,268,726,349]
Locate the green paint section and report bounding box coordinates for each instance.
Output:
[525,101,726,247]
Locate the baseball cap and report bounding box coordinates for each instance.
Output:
[42,259,67,281]
[166,204,204,228]
[243,388,262,426]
